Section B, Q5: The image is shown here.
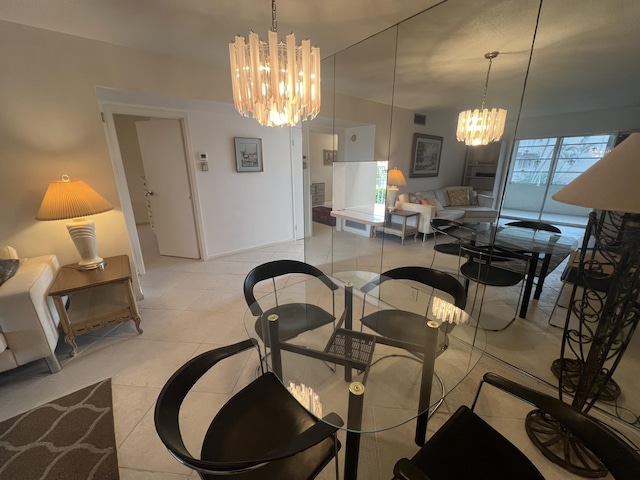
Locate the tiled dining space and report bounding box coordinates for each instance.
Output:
[1,222,639,479]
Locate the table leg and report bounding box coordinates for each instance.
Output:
[533,254,552,300]
[267,314,283,378]
[53,295,78,356]
[344,283,353,382]
[345,382,365,480]
[415,321,440,445]
[520,252,540,318]
[126,279,143,334]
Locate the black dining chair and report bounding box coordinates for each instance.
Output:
[429,219,476,271]
[359,266,467,355]
[459,243,529,331]
[505,220,562,298]
[392,372,640,480]
[155,339,344,480]
[359,266,467,445]
[244,260,339,354]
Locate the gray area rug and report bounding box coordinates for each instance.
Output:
[0,379,119,480]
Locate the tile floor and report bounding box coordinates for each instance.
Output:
[0,222,638,479]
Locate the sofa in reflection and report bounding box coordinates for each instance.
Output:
[396,186,498,239]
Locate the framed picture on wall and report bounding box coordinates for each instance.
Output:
[323,149,337,165]
[410,133,443,177]
[234,137,263,172]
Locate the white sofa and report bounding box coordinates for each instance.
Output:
[396,186,498,239]
[0,248,62,373]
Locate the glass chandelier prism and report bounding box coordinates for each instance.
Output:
[456,51,507,146]
[229,0,321,127]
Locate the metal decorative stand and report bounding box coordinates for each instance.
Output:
[525,210,640,477]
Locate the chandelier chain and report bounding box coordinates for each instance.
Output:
[481,56,493,110]
[272,0,277,32]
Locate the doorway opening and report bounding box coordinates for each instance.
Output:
[102,105,204,278]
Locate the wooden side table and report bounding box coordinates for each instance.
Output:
[48,255,143,356]
[383,210,420,244]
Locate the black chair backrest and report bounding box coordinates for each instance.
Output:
[155,339,343,474]
[155,339,259,472]
[244,260,338,316]
[361,266,466,310]
[505,220,561,234]
[482,373,640,480]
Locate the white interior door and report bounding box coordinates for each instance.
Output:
[136,119,200,259]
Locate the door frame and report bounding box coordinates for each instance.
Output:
[100,102,206,276]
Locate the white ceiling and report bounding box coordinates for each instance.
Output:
[1,0,639,118]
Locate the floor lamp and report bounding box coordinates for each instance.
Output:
[524,133,640,477]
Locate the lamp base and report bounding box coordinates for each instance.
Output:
[387,186,399,211]
[66,218,105,270]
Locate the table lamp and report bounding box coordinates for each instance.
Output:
[524,133,640,476]
[387,167,407,211]
[36,175,114,270]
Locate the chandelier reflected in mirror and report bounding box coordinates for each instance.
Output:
[229,0,321,127]
[456,51,507,146]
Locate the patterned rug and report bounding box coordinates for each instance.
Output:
[0,379,119,480]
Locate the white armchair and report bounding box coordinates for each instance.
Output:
[0,248,62,373]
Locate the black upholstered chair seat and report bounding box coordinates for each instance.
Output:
[254,303,336,346]
[201,372,339,480]
[397,405,544,480]
[460,261,524,287]
[155,340,343,480]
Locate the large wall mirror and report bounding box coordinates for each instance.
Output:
[303,0,640,426]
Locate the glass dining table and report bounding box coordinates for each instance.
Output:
[243,270,485,480]
[440,224,579,318]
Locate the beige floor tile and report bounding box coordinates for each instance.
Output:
[2,222,637,480]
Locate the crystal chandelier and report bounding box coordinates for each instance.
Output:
[229,0,321,127]
[456,52,507,146]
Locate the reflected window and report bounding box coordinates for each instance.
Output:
[509,134,615,186]
[377,162,388,205]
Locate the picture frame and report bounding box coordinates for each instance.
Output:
[410,133,443,178]
[323,149,337,165]
[234,137,263,172]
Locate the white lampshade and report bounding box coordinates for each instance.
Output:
[552,133,640,214]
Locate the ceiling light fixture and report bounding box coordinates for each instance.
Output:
[456,51,507,146]
[228,0,321,127]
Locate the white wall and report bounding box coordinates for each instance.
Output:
[0,20,295,267]
[309,131,336,202]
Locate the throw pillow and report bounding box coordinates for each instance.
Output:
[419,198,433,207]
[0,259,19,286]
[423,192,444,211]
[448,188,471,206]
[0,246,18,260]
[397,194,410,203]
[409,194,418,204]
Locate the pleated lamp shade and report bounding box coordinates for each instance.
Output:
[552,133,640,214]
[37,178,113,220]
[387,168,407,187]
